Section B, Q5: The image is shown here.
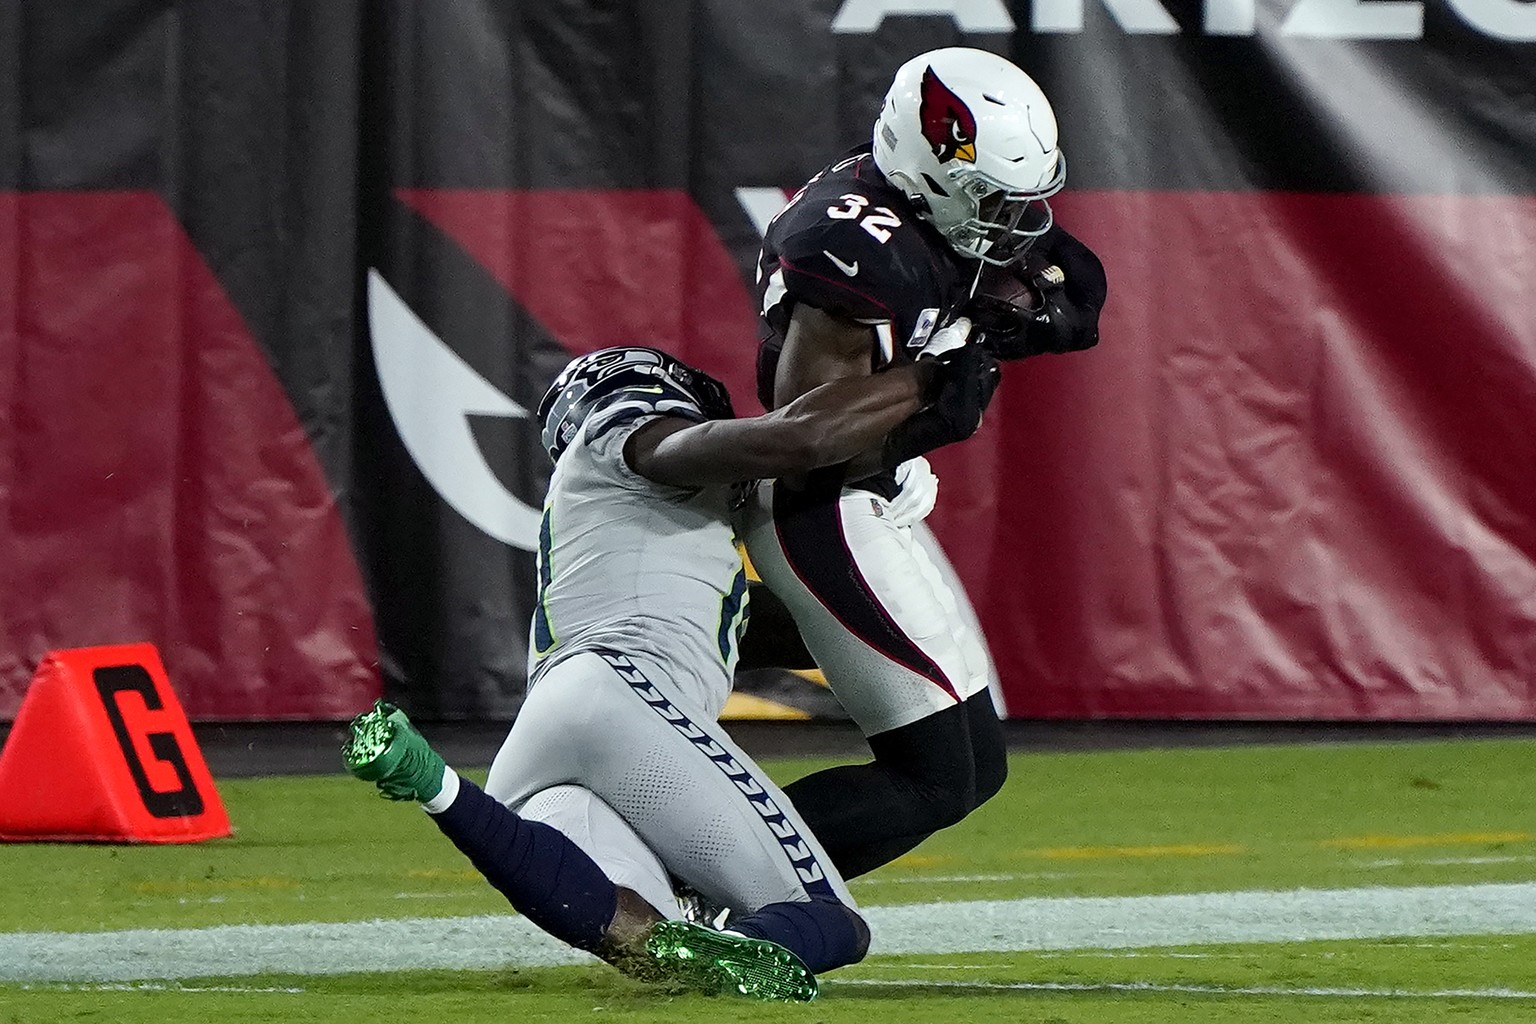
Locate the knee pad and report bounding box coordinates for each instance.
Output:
[736,895,871,973]
[811,894,870,967]
[843,903,872,964]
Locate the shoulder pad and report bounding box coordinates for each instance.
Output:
[770,204,947,329]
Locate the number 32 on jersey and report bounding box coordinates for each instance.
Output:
[826,194,903,243]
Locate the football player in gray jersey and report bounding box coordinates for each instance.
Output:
[344,342,997,1000]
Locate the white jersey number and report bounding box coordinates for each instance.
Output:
[825,194,903,243]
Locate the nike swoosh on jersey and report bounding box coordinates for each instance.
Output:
[822,250,859,277]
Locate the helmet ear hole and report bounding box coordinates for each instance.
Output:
[882,169,931,216]
[920,173,950,198]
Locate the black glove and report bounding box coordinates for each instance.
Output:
[966,225,1107,360]
[970,263,1101,360]
[881,343,1001,469]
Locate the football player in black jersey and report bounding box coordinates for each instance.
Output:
[740,47,1107,878]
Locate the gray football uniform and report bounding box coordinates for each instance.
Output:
[523,402,748,718]
[485,406,853,915]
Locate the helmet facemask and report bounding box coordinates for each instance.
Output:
[943,156,1065,265]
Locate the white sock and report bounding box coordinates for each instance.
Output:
[420,766,461,814]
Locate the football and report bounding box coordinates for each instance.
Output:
[976,261,1041,312]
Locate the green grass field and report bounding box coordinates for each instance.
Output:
[3,738,1534,1022]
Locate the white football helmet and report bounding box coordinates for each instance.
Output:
[872,48,1065,265]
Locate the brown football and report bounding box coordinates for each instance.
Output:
[977,261,1040,311]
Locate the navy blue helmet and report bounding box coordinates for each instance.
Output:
[537,347,735,463]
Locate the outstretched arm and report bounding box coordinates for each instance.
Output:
[770,301,995,478]
[625,362,935,489]
[772,303,876,407]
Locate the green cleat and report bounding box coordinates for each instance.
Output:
[342,700,446,803]
[644,920,818,1002]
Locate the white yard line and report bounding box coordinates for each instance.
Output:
[3,881,1534,983]
[856,872,1072,884]
[830,978,1536,999]
[16,983,307,994]
[1359,856,1536,869]
[868,881,1536,954]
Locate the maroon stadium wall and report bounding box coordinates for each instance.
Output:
[1,1,1533,720]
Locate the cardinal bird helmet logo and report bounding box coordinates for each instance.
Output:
[918,67,978,164]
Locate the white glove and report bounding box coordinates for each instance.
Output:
[889,456,939,527]
[915,316,972,360]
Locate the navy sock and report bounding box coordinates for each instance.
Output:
[429,777,618,952]
[730,896,870,973]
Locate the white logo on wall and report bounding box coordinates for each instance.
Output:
[367,269,541,551]
[832,0,1014,33]
[735,188,791,236]
[831,0,1535,39]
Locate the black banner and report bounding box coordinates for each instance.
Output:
[2,1,1533,720]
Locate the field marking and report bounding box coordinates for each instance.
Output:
[889,853,951,868]
[1359,855,1536,869]
[1024,843,1247,860]
[1322,831,1530,850]
[133,877,301,895]
[868,882,1536,954]
[1033,951,1239,959]
[392,892,459,900]
[893,831,1531,869]
[19,982,307,994]
[831,978,1536,999]
[33,978,1535,1000]
[858,872,1073,884]
[3,881,1535,983]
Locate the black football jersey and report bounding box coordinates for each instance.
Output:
[754,146,976,409]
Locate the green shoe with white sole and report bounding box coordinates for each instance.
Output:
[342,700,446,803]
[644,919,818,1002]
